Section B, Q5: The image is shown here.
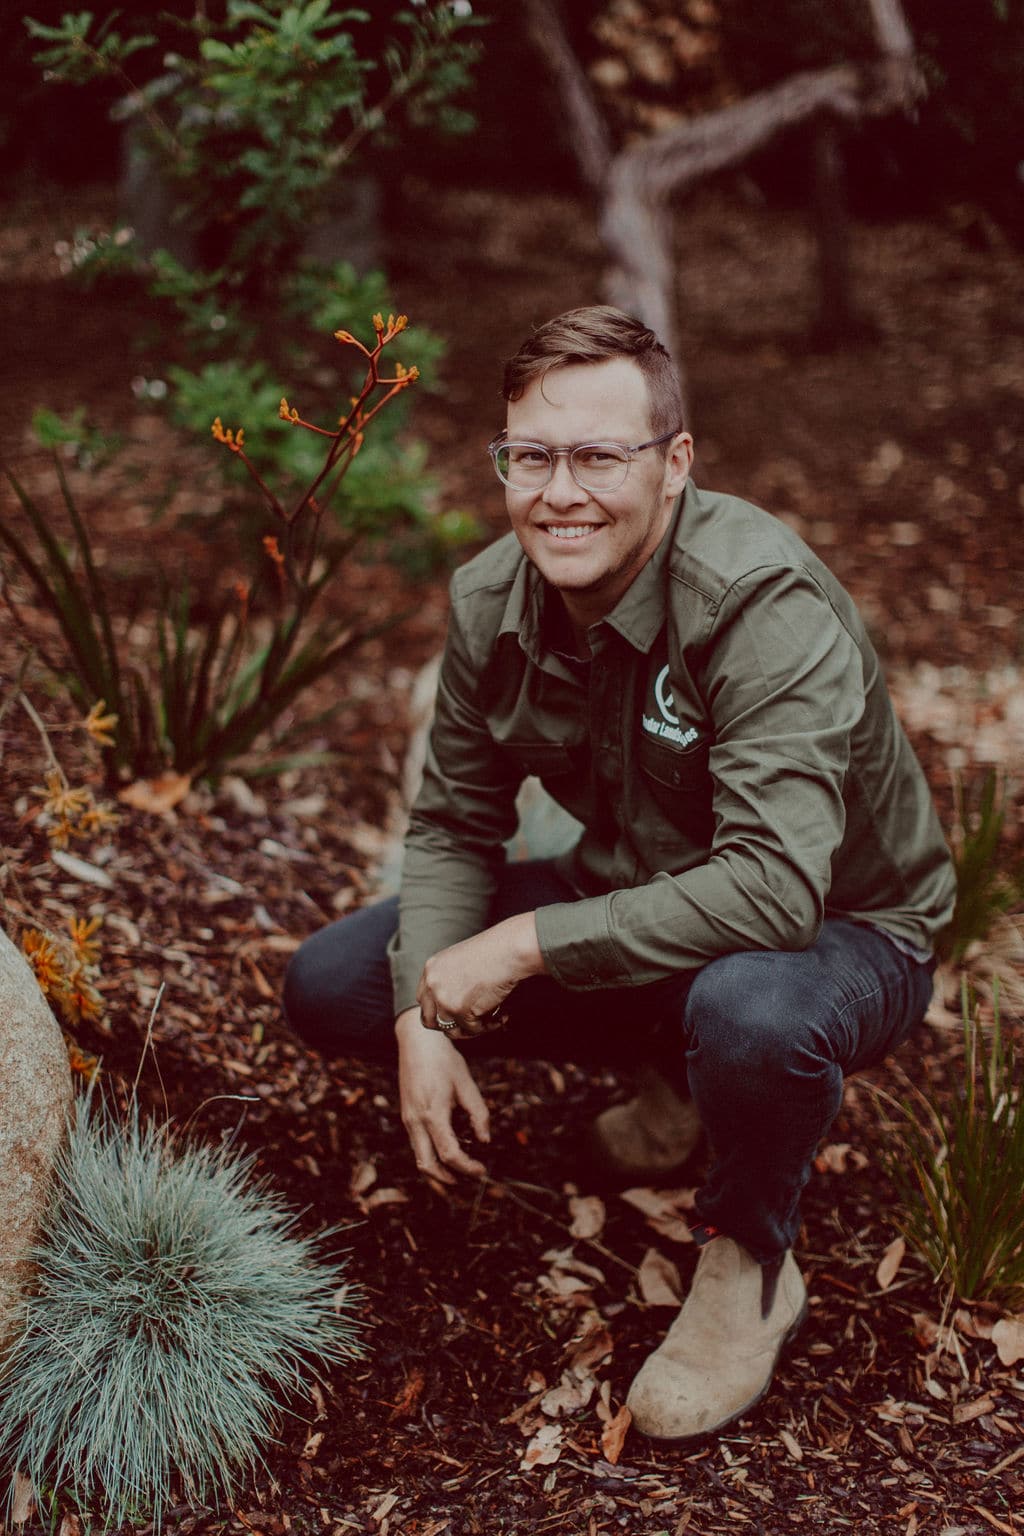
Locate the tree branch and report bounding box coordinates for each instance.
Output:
[520,0,612,194]
[520,0,925,396]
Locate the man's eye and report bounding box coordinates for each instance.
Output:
[510,448,549,467]
[576,448,618,467]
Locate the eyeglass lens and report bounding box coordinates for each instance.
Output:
[495,443,631,492]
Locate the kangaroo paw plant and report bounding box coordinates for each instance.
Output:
[0,1094,364,1527]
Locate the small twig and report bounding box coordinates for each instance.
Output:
[131,981,166,1100]
[179,1093,260,1137]
[17,689,64,778]
[490,1177,638,1278]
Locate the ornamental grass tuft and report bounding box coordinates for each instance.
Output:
[879,981,1024,1309]
[0,1095,364,1527]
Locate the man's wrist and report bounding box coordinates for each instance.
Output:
[498,911,546,980]
[395,1005,422,1037]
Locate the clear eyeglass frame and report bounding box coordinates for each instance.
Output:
[487,428,680,494]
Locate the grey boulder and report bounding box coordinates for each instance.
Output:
[0,926,73,1351]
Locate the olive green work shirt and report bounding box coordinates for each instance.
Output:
[389,483,956,1015]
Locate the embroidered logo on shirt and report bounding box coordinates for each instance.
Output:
[642,664,700,748]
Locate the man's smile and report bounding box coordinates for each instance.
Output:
[540,522,603,540]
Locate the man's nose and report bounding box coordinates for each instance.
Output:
[542,453,588,507]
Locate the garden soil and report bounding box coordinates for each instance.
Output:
[1,177,1023,1536]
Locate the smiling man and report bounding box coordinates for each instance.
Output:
[284,306,955,1441]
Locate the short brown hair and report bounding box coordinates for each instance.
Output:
[502,305,682,440]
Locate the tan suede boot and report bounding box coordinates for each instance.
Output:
[587,1066,703,1183]
[626,1235,807,1440]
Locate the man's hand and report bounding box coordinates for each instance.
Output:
[417,912,545,1037]
[396,1007,490,1183]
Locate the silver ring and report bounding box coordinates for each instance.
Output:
[436,1017,458,1033]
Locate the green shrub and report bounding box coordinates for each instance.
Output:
[26,2,482,508]
[0,316,447,783]
[0,1093,363,1528]
[879,981,1024,1309]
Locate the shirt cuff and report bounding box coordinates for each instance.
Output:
[387,931,422,1019]
[534,896,623,989]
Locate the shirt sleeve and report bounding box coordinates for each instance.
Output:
[535,565,864,988]
[388,601,523,1015]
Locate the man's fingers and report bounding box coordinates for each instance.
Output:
[454,1065,491,1145]
[406,1121,455,1184]
[429,1112,487,1176]
[407,1110,486,1180]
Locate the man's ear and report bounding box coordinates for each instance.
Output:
[664,432,694,497]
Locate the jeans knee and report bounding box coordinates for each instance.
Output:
[685,953,830,1080]
[282,899,399,1060]
[282,941,325,1045]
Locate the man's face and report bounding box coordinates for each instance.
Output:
[503,358,692,633]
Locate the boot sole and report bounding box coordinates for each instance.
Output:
[631,1299,810,1445]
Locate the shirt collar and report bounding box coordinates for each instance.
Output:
[600,488,687,654]
[496,486,690,666]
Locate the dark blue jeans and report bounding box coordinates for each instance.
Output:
[284,860,934,1261]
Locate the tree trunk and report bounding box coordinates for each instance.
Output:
[520,0,925,411]
[810,114,864,346]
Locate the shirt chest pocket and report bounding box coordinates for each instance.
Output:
[638,737,715,843]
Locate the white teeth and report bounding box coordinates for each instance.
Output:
[546,524,599,540]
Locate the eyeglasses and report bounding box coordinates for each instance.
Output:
[487,429,680,494]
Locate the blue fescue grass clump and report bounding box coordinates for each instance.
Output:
[0,1095,364,1528]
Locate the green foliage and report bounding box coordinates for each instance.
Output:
[0,319,457,783]
[0,1092,363,1528]
[26,2,481,287]
[880,982,1024,1309]
[30,405,122,470]
[25,1,483,514]
[941,770,1024,966]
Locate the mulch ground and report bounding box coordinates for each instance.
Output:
[1,175,1023,1536]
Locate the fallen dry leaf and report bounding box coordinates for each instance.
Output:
[876,1235,906,1291]
[912,1311,940,1348]
[637,1246,683,1307]
[521,1421,563,1469]
[11,1471,34,1525]
[564,1321,614,1371]
[620,1186,696,1244]
[814,1142,868,1174]
[58,1515,82,1536]
[955,1306,995,1341]
[600,1404,631,1465]
[992,1316,1024,1366]
[540,1270,592,1299]
[543,1246,606,1284]
[350,1159,378,1198]
[594,1378,614,1424]
[362,1187,409,1212]
[118,771,192,814]
[568,1193,606,1240]
[541,1370,595,1417]
[301,1429,324,1461]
